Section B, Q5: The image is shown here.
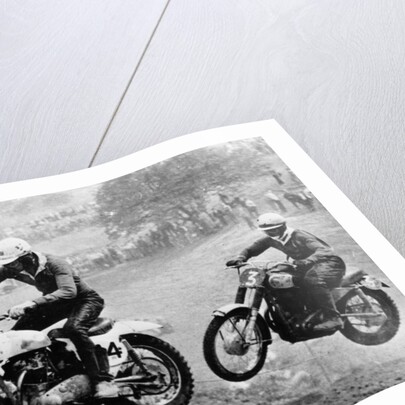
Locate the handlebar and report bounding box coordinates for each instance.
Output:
[0,313,11,322]
[225,260,297,271]
[225,263,249,270]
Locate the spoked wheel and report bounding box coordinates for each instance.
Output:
[203,307,268,382]
[119,334,194,405]
[337,288,400,345]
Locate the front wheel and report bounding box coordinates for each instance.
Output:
[203,307,268,382]
[337,288,400,345]
[121,334,194,405]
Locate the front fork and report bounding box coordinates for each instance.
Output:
[235,287,264,343]
[235,286,247,304]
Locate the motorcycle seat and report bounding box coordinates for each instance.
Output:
[48,317,115,339]
[340,269,367,287]
[88,317,115,336]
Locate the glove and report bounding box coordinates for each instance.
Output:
[293,260,312,270]
[226,257,245,267]
[9,301,37,319]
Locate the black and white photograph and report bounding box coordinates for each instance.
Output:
[0,133,404,405]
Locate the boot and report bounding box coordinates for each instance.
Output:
[94,381,119,398]
[311,286,343,331]
[313,316,343,331]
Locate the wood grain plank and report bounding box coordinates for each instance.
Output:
[93,0,405,254]
[0,0,168,183]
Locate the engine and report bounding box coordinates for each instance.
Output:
[273,289,306,316]
[6,350,48,381]
[0,341,86,405]
[267,271,308,317]
[2,349,53,403]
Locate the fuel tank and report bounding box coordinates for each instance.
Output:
[0,330,51,363]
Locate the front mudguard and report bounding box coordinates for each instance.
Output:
[212,304,272,346]
[212,303,249,317]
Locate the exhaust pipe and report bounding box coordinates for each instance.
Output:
[37,375,91,405]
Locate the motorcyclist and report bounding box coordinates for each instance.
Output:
[226,213,346,331]
[0,238,119,398]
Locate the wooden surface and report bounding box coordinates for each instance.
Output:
[1,0,405,255]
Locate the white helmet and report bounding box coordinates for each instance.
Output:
[257,213,286,230]
[0,238,32,265]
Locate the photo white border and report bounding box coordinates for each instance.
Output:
[0,119,404,404]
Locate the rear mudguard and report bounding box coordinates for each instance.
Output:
[90,321,163,358]
[333,278,389,303]
[341,270,390,289]
[111,320,163,335]
[212,304,272,346]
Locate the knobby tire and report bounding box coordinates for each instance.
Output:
[203,307,268,382]
[337,288,400,345]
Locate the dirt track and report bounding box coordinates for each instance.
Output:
[321,357,405,405]
[191,357,405,405]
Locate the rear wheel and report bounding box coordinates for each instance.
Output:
[119,334,194,405]
[203,307,268,382]
[337,288,400,345]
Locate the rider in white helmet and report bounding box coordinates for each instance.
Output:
[0,237,32,265]
[226,213,346,331]
[257,213,288,237]
[0,237,118,398]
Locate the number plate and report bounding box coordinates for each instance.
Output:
[239,268,265,288]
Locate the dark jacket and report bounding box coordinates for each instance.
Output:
[238,229,335,265]
[0,253,94,306]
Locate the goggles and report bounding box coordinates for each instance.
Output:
[264,228,283,237]
[3,259,23,271]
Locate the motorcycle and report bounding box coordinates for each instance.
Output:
[203,261,400,382]
[0,314,194,405]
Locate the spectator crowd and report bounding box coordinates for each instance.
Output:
[1,168,318,285]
